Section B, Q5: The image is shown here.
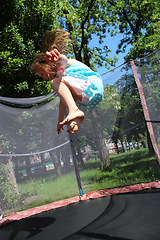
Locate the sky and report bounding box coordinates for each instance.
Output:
[90,33,131,76]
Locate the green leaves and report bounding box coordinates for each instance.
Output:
[14,81,29,92]
[1,0,159,97]
[0,0,58,97]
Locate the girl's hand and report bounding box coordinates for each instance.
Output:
[46,49,68,69]
[57,122,64,134]
[46,49,60,62]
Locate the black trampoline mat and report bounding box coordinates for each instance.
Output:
[66,189,160,240]
[1,189,160,240]
[0,196,110,240]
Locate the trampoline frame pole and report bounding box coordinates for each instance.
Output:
[69,139,84,196]
[130,60,160,167]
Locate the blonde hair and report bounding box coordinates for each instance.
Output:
[30,52,57,79]
[43,29,70,53]
[30,29,70,77]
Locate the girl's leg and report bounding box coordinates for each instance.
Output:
[51,77,84,133]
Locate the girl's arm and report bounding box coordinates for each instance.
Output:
[57,100,66,134]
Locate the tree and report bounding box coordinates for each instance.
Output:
[0,0,58,97]
[56,0,118,69]
[0,0,119,98]
[126,20,160,61]
[113,73,146,150]
[1,0,159,97]
[1,0,159,169]
[104,0,160,157]
[98,85,121,136]
[104,0,160,56]
[0,0,17,31]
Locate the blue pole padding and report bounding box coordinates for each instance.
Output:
[79,189,83,196]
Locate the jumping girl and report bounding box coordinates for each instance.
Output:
[30,29,103,134]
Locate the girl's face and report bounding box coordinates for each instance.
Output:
[36,69,52,80]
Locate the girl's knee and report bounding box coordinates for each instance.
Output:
[51,77,62,90]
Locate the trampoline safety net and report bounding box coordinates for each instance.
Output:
[0,49,160,216]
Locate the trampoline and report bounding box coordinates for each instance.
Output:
[0,188,160,240]
[0,50,160,240]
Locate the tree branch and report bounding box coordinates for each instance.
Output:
[80,0,96,53]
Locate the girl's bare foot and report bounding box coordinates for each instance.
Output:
[67,117,84,134]
[59,109,84,126]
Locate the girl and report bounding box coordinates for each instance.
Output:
[30,29,103,134]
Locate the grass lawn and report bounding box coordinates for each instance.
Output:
[17,148,160,211]
[80,148,160,193]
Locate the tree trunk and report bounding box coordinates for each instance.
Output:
[63,153,71,173]
[6,157,19,195]
[13,157,19,179]
[147,128,155,157]
[41,154,47,172]
[50,150,62,176]
[25,156,31,178]
[76,141,85,167]
[89,107,110,168]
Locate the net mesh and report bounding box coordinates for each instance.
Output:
[0,49,160,215]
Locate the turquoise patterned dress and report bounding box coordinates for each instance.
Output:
[62,60,103,109]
